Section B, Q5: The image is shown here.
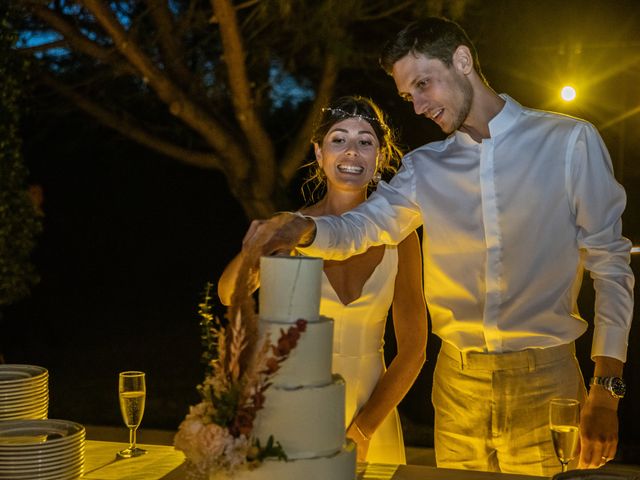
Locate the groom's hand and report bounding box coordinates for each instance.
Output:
[242,212,317,258]
[578,355,622,469]
[578,399,618,469]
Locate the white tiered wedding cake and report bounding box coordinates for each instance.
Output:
[232,255,356,480]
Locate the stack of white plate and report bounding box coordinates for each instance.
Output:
[0,419,85,479]
[0,365,48,420]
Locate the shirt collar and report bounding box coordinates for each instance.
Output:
[454,93,522,144]
[489,94,522,137]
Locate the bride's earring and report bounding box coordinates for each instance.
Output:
[371,154,381,184]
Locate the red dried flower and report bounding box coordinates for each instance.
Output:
[232,409,255,437]
[264,357,280,374]
[276,336,292,356]
[287,328,301,342]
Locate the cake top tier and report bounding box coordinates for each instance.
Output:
[259,256,323,323]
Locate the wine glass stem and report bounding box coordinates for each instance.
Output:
[129,427,137,450]
[561,462,568,473]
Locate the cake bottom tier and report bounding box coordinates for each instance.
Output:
[210,442,356,480]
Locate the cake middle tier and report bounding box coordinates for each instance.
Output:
[259,316,333,388]
[252,375,346,460]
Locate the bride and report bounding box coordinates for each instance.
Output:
[218,96,427,464]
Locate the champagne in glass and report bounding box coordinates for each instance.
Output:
[549,398,580,472]
[117,371,147,458]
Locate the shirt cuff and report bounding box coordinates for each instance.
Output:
[296,216,332,256]
[591,323,629,362]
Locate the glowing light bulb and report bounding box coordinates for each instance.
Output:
[561,86,577,102]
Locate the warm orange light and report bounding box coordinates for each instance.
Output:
[560,86,577,102]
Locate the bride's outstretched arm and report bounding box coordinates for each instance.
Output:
[218,252,257,306]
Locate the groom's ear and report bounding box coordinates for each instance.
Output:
[453,45,473,75]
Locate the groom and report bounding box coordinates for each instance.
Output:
[241,17,634,476]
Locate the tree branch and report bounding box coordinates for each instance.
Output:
[177,0,202,34]
[78,0,250,180]
[147,0,195,89]
[25,2,133,72]
[210,0,275,198]
[41,74,224,170]
[280,53,338,184]
[208,0,260,23]
[356,0,416,21]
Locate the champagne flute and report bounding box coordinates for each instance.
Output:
[117,371,147,458]
[549,398,580,472]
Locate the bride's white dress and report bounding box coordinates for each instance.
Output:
[320,245,406,465]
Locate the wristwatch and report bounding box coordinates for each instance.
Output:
[589,376,626,399]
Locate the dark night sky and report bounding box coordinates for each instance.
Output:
[3,0,640,460]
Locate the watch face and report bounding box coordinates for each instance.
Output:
[611,377,626,397]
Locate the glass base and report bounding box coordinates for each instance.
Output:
[117,447,148,458]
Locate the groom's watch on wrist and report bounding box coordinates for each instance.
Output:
[589,376,626,399]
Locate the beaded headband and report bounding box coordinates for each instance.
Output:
[321,107,382,126]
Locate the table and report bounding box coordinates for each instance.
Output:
[82,440,545,480]
[83,441,184,479]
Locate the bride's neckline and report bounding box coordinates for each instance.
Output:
[322,246,387,307]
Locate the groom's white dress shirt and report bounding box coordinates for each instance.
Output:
[299,94,634,362]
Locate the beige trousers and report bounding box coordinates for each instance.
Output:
[432,342,587,477]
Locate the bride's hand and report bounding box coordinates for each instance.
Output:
[346,422,371,463]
